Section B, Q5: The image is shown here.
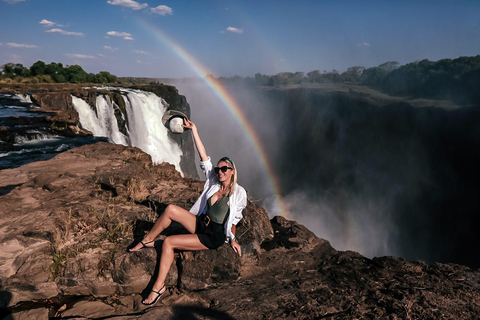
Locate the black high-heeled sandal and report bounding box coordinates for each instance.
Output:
[128,239,155,252]
[142,286,166,306]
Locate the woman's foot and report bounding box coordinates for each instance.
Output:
[142,286,167,305]
[128,239,155,252]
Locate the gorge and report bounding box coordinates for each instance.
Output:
[168,80,480,268]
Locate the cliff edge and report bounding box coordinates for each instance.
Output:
[1,143,479,319]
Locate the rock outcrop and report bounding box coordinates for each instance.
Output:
[1,142,480,319]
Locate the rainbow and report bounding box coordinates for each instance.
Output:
[139,21,287,217]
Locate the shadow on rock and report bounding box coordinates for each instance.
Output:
[0,184,21,197]
[128,200,192,252]
[170,305,236,320]
[127,200,168,250]
[136,199,168,216]
[0,280,13,320]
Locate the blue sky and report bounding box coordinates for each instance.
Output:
[1,0,479,78]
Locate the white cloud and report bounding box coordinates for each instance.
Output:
[3,0,26,4]
[226,27,243,34]
[107,31,134,40]
[46,28,84,36]
[151,5,172,15]
[134,50,150,55]
[357,42,370,47]
[104,45,118,51]
[66,53,95,59]
[98,53,107,58]
[107,0,147,10]
[6,42,38,48]
[39,19,56,27]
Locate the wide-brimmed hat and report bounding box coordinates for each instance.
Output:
[162,110,188,134]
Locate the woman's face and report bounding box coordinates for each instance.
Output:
[216,160,235,183]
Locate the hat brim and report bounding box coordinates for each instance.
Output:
[162,110,188,127]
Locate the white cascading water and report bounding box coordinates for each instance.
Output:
[71,95,127,145]
[71,88,183,175]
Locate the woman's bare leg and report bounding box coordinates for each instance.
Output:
[130,204,196,252]
[142,234,208,304]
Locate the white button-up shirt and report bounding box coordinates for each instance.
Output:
[189,157,247,242]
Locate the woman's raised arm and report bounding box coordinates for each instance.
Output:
[183,118,209,162]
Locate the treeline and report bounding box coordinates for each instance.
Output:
[375,56,480,104]
[0,61,118,84]
[216,55,480,105]
[211,61,399,87]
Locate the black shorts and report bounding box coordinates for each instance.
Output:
[195,214,226,249]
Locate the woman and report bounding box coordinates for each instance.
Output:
[129,118,247,306]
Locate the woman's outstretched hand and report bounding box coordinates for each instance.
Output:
[230,240,242,256]
[183,118,208,161]
[182,118,196,131]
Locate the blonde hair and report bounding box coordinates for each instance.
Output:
[218,157,237,196]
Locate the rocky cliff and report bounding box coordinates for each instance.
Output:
[0,83,198,178]
[1,142,480,319]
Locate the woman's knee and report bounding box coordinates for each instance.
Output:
[163,236,173,249]
[164,204,179,217]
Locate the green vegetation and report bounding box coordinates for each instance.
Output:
[374,56,480,105]
[216,55,480,105]
[4,55,480,105]
[0,60,118,84]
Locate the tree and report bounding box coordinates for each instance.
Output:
[1,63,15,76]
[291,72,304,84]
[30,60,46,76]
[62,65,87,83]
[360,67,388,86]
[1,60,120,84]
[323,69,342,83]
[97,71,117,83]
[13,63,30,77]
[307,70,321,82]
[254,73,270,86]
[378,61,400,72]
[341,66,365,83]
[44,62,63,82]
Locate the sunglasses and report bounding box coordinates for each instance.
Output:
[214,166,233,174]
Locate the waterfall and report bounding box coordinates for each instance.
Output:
[71,88,183,175]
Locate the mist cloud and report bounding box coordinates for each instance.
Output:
[46,28,84,36]
[3,0,26,4]
[226,27,243,34]
[104,45,118,51]
[134,50,150,55]
[107,0,147,10]
[358,42,370,47]
[39,19,57,27]
[6,42,38,48]
[66,53,95,59]
[106,31,134,40]
[151,5,172,15]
